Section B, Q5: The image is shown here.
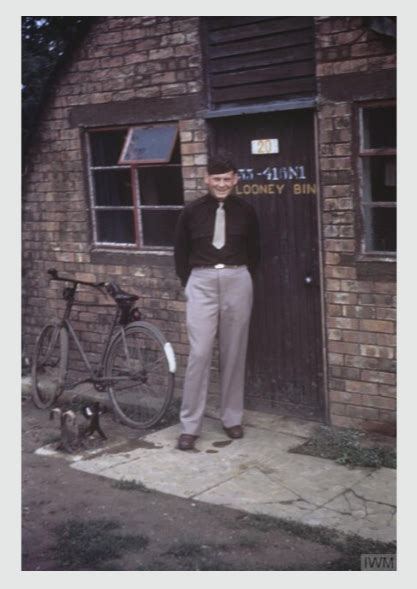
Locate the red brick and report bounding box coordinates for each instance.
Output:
[378,384,396,398]
[320,157,351,170]
[345,380,378,395]
[359,294,396,306]
[325,279,341,291]
[360,345,395,360]
[373,282,397,294]
[324,252,340,264]
[328,341,360,355]
[346,405,380,420]
[317,63,336,76]
[324,239,355,252]
[330,414,366,430]
[361,395,396,411]
[361,370,396,385]
[327,317,359,330]
[161,83,188,96]
[151,71,178,84]
[329,390,353,403]
[343,306,375,319]
[327,304,343,317]
[376,308,396,321]
[322,185,351,198]
[323,198,353,211]
[339,226,354,238]
[187,81,202,93]
[344,356,396,372]
[376,412,396,429]
[327,292,358,305]
[328,353,344,365]
[324,225,340,238]
[342,331,376,344]
[149,47,176,60]
[323,211,354,225]
[324,266,356,279]
[330,402,348,416]
[360,319,395,334]
[376,334,396,347]
[180,142,206,155]
[328,328,342,340]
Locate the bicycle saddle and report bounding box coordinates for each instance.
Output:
[105,282,139,303]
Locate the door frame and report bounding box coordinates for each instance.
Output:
[206,107,330,422]
[313,109,330,425]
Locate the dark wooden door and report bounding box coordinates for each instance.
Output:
[210,110,325,419]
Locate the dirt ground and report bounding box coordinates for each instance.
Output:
[21,392,394,571]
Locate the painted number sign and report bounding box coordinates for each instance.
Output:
[251,139,279,155]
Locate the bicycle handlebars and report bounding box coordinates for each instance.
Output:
[48,268,105,289]
[47,268,138,302]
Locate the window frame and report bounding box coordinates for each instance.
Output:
[84,125,184,251]
[119,124,179,165]
[356,99,396,259]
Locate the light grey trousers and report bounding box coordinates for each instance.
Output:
[180,266,253,435]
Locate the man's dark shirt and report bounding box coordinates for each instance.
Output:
[174,193,261,286]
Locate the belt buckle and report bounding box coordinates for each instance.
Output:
[214,263,225,269]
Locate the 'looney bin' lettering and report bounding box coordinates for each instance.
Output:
[235,183,316,196]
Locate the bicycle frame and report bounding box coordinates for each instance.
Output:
[61,314,123,389]
[51,271,136,390]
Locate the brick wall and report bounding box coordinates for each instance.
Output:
[22,16,397,433]
[315,16,396,434]
[22,16,209,395]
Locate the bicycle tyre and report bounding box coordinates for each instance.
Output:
[32,322,68,409]
[104,322,175,428]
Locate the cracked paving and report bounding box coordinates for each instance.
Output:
[38,414,396,543]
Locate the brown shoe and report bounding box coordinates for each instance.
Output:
[177,434,198,451]
[223,425,244,439]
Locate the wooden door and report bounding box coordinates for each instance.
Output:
[210,110,325,419]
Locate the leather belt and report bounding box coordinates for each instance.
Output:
[194,264,246,270]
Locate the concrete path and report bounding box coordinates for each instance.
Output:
[48,409,396,544]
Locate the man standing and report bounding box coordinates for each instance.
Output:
[174,152,260,450]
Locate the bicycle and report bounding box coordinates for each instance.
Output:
[31,268,176,428]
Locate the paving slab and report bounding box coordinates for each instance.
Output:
[64,414,396,543]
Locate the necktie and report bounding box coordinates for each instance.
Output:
[212,202,225,249]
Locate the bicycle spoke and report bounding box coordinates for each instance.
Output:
[142,357,164,372]
[32,324,68,409]
[105,323,174,428]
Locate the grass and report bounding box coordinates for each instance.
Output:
[143,516,396,570]
[238,512,396,570]
[111,479,151,493]
[289,425,396,469]
[160,541,232,571]
[166,541,209,559]
[51,514,395,571]
[52,518,149,570]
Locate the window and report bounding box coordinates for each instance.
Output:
[359,104,396,254]
[87,125,184,248]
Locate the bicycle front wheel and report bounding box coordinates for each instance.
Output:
[105,322,175,428]
[32,323,68,409]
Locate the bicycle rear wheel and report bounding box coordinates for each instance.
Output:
[105,322,175,428]
[32,323,68,409]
